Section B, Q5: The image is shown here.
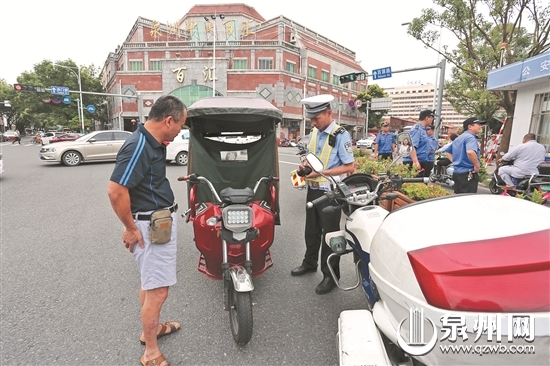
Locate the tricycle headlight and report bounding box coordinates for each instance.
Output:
[222,205,253,232]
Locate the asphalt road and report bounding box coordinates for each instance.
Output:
[0,140,367,366]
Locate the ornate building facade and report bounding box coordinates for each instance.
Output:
[101,4,368,139]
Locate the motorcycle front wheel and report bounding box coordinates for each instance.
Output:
[489,178,502,194]
[228,282,253,345]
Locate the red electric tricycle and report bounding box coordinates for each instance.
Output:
[179,97,282,345]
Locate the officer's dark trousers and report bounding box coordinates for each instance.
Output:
[302,187,341,278]
[453,172,479,194]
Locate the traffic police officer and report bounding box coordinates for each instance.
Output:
[449,117,486,193]
[291,94,355,295]
[373,122,396,160]
[403,109,435,177]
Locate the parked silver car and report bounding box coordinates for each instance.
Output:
[39,130,132,166]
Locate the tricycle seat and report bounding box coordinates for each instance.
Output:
[220,187,255,204]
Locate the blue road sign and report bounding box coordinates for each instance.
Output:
[372,67,392,80]
[62,96,71,105]
[86,105,96,113]
[51,86,70,95]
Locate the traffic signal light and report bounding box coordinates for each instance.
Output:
[14,84,35,92]
[13,84,45,92]
[339,72,367,84]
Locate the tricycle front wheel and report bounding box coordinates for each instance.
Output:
[228,283,253,345]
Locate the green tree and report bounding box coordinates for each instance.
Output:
[356,84,389,129]
[407,0,549,152]
[11,59,107,133]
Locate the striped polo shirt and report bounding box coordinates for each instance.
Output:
[110,124,174,213]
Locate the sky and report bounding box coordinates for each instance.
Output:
[2,0,449,89]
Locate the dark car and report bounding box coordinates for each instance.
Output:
[49,133,82,144]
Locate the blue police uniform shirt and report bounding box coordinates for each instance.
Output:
[110,124,174,212]
[450,131,480,174]
[375,132,396,153]
[403,122,430,162]
[309,120,354,169]
[427,133,439,162]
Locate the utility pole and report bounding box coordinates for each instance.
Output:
[53,63,85,133]
[365,101,371,138]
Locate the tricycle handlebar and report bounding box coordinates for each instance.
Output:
[179,174,278,203]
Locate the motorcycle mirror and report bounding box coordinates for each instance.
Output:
[396,132,412,158]
[306,152,324,173]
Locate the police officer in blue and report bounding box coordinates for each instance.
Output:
[291,94,355,295]
[373,122,396,160]
[449,117,486,193]
[425,125,439,175]
[403,109,435,177]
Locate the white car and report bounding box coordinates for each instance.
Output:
[41,132,64,145]
[166,129,189,166]
[356,134,376,149]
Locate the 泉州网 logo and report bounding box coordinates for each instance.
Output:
[397,308,438,356]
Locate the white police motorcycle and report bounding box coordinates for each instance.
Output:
[305,133,550,366]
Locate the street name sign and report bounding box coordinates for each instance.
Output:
[51,86,70,95]
[372,67,392,80]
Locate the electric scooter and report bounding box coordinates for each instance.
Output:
[429,152,454,187]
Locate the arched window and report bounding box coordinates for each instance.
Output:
[170,85,223,106]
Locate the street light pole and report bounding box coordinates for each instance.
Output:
[401,22,443,111]
[365,101,370,138]
[432,24,443,110]
[213,13,216,97]
[54,63,85,133]
[206,13,224,97]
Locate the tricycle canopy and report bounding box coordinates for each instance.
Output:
[186,97,283,224]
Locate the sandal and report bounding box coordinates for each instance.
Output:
[140,354,169,366]
[140,321,180,345]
